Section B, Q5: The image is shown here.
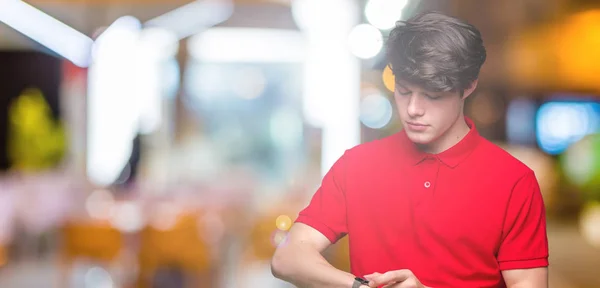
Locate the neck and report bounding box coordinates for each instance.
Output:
[418,116,470,154]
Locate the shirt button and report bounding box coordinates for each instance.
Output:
[424,181,431,188]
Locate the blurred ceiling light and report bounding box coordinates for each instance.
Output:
[88,16,181,187]
[137,27,179,60]
[145,0,233,40]
[92,16,142,60]
[87,16,142,187]
[0,0,93,67]
[188,28,305,63]
[291,0,357,34]
[292,0,361,175]
[348,24,383,59]
[365,0,408,30]
[232,67,267,99]
[135,28,178,135]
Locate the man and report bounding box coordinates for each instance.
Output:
[271,10,549,288]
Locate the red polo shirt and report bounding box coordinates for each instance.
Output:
[295,118,549,288]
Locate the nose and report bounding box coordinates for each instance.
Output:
[407,95,425,118]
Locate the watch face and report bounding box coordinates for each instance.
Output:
[356,277,369,285]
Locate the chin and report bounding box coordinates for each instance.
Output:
[405,131,435,145]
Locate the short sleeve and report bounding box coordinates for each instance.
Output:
[295,152,349,244]
[497,171,549,270]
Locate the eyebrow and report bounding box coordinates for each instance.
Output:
[396,83,410,91]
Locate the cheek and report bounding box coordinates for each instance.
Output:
[393,95,405,113]
[435,100,461,119]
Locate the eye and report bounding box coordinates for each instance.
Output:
[425,94,440,100]
[397,90,411,96]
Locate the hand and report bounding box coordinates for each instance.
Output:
[363,270,427,288]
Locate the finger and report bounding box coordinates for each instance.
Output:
[364,273,383,288]
[364,272,381,280]
[370,270,412,286]
[375,280,399,288]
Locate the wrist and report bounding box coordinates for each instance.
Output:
[352,276,370,288]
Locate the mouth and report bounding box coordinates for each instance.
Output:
[405,121,429,132]
[406,121,428,127]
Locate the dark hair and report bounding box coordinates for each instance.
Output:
[386,11,486,94]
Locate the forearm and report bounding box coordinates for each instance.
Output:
[271,243,359,288]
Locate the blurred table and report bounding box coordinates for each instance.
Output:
[0,220,597,288]
[547,219,600,288]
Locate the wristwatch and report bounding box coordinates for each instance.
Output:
[353,276,369,288]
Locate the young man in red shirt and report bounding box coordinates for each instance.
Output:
[271,11,549,288]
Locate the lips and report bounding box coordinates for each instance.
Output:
[405,121,429,132]
[406,121,427,127]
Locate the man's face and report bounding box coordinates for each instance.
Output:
[394,79,466,150]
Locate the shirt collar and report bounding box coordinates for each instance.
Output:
[398,116,481,168]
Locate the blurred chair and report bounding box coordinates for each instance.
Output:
[247,214,282,262]
[136,212,212,288]
[235,207,298,288]
[326,236,351,273]
[59,220,124,287]
[244,193,307,263]
[0,244,7,268]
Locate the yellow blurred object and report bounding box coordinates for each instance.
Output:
[8,87,66,171]
[59,221,124,288]
[382,65,395,93]
[505,25,559,90]
[555,10,600,88]
[137,213,211,280]
[0,245,7,267]
[327,236,350,272]
[275,214,292,231]
[61,220,123,262]
[243,192,308,264]
[248,212,287,261]
[579,201,600,249]
[506,9,600,91]
[246,200,306,260]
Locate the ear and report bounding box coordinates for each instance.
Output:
[461,79,479,100]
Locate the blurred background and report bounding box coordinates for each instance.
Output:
[0,0,599,287]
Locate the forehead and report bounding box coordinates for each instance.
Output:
[395,79,434,92]
[395,78,458,96]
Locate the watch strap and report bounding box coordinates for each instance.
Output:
[353,277,369,288]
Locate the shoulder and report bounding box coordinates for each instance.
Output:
[472,137,535,182]
[342,132,404,166]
